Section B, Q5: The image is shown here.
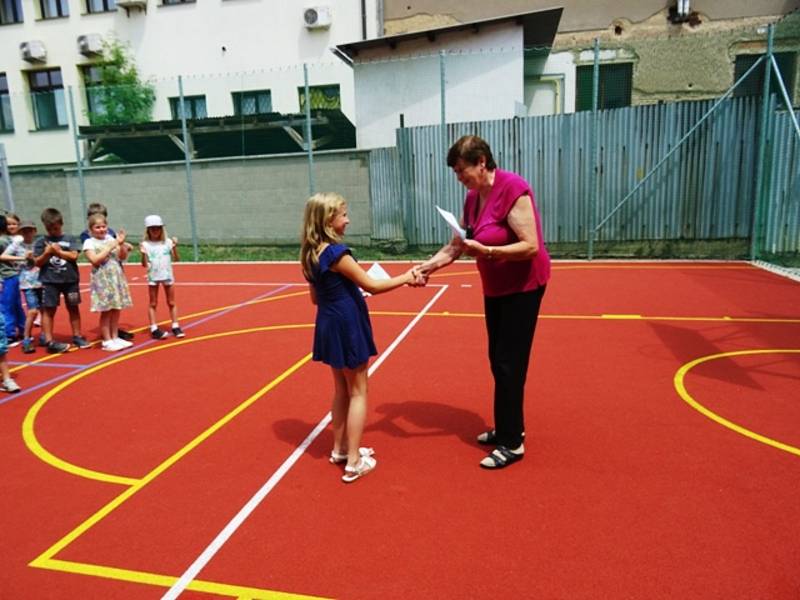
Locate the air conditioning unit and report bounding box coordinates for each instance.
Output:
[304,6,331,29]
[116,0,147,16]
[78,34,103,57]
[20,41,47,63]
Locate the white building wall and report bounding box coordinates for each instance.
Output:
[352,24,524,149]
[0,1,375,166]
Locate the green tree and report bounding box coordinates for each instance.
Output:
[87,39,155,125]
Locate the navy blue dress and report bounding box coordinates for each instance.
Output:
[311,244,377,369]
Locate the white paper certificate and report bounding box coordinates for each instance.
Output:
[365,262,391,281]
[435,205,466,239]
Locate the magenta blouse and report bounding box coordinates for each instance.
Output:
[463,169,551,297]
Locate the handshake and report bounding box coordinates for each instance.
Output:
[406,266,430,287]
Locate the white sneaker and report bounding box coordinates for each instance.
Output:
[101,339,124,352]
[114,337,133,348]
[2,378,21,393]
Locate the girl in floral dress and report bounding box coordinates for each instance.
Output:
[82,213,133,352]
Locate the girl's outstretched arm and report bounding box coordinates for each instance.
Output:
[171,237,180,261]
[332,255,414,295]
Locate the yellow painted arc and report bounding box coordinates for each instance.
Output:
[23,325,313,486]
[674,348,800,457]
[36,559,329,600]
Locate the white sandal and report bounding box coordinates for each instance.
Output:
[342,455,377,483]
[330,447,374,464]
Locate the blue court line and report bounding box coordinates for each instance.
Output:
[0,285,292,407]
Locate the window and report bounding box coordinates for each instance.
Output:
[39,0,68,18]
[86,0,114,13]
[169,95,207,120]
[232,90,272,116]
[575,63,633,111]
[0,0,23,24]
[733,52,796,103]
[1,74,14,132]
[82,65,107,123]
[28,68,67,129]
[298,84,340,111]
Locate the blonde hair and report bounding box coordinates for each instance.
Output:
[87,213,106,228]
[300,192,347,281]
[144,224,167,242]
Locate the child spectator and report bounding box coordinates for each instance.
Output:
[140,215,184,339]
[80,203,134,341]
[5,213,21,242]
[83,213,133,351]
[0,313,21,393]
[33,208,91,353]
[1,220,42,354]
[0,215,26,343]
[300,192,415,483]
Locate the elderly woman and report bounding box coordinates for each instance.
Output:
[416,135,551,469]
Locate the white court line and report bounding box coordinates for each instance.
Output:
[162,284,449,600]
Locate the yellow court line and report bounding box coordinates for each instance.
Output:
[427,263,754,276]
[23,325,313,485]
[674,349,800,457]
[370,310,800,324]
[11,289,309,375]
[37,559,328,600]
[29,334,313,596]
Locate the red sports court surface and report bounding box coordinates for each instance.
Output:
[0,260,798,599]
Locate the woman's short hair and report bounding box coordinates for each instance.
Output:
[447,135,497,170]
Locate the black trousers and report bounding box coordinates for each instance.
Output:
[483,286,546,449]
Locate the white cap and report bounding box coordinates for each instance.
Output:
[144,214,164,228]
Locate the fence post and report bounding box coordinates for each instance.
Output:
[588,38,600,260]
[750,24,774,260]
[439,50,447,207]
[67,86,87,218]
[303,63,316,196]
[178,76,199,261]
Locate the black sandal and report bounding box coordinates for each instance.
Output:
[479,445,524,469]
[476,430,525,445]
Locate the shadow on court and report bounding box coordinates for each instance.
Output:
[271,401,487,460]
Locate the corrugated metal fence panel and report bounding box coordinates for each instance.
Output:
[374,96,798,249]
[368,147,405,241]
[765,109,800,253]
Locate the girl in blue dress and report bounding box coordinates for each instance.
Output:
[300,193,416,483]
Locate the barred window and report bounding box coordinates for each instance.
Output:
[575,63,633,112]
[169,95,207,120]
[232,90,272,116]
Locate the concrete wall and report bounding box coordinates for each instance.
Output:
[2,150,373,245]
